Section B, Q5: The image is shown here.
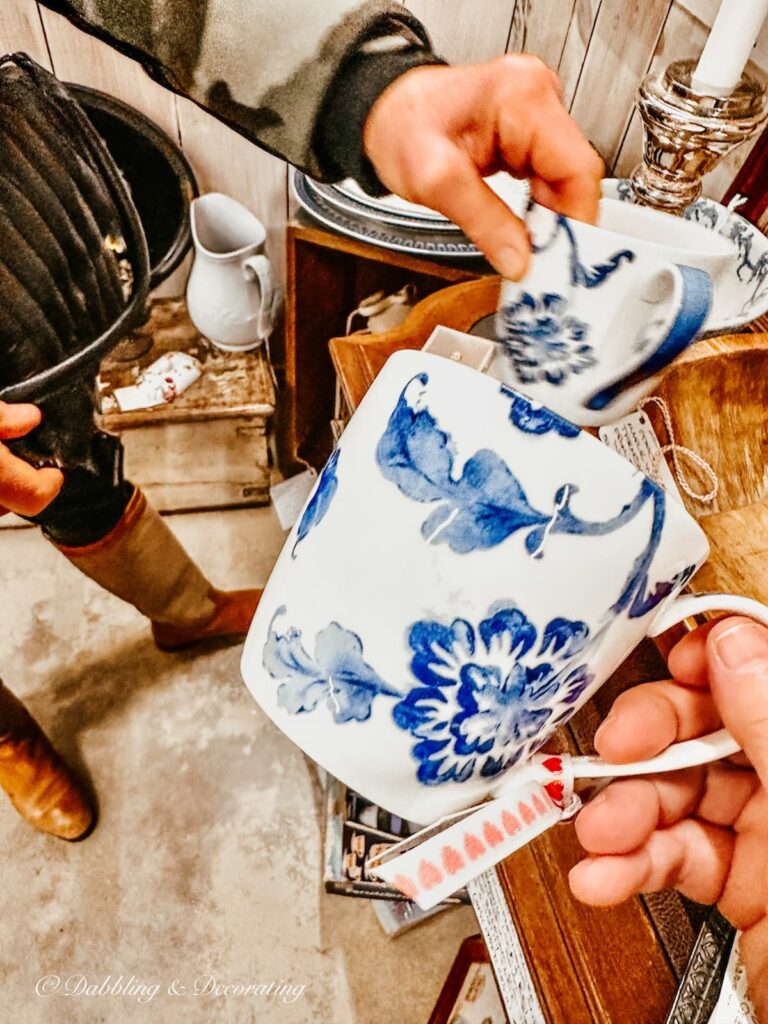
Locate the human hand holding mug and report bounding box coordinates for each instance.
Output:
[571,617,768,1022]
[241,351,768,830]
[363,56,604,280]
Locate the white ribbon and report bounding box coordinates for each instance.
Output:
[370,730,740,910]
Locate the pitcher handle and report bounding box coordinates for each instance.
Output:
[585,263,712,412]
[243,254,275,340]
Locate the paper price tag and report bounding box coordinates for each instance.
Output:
[270,468,318,530]
[710,935,758,1023]
[599,412,683,503]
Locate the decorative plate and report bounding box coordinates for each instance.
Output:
[603,178,768,335]
[304,176,466,232]
[333,173,529,224]
[292,171,483,259]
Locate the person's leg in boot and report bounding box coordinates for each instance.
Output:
[0,680,94,840]
[53,486,262,652]
[16,406,261,652]
[15,375,260,651]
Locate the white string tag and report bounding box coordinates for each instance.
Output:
[599,397,719,506]
[269,469,318,530]
[710,934,758,1023]
[599,411,684,503]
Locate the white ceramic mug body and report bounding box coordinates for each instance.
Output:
[242,350,713,824]
[187,192,274,351]
[494,202,713,426]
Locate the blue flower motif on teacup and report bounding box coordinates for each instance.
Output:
[502,386,580,438]
[292,446,340,557]
[391,605,593,785]
[499,292,596,387]
[263,606,400,723]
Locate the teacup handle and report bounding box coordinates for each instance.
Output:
[585,263,712,412]
[648,591,768,637]
[243,254,275,340]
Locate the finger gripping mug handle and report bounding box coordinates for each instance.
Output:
[615,592,768,771]
[242,254,275,340]
[585,263,712,412]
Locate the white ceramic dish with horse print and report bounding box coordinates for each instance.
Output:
[240,350,768,825]
[603,177,768,335]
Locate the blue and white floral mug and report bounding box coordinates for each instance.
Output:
[241,350,768,824]
[495,200,730,426]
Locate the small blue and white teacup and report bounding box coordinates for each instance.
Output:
[241,350,768,824]
[495,199,734,426]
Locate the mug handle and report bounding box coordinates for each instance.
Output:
[585,263,712,412]
[243,254,275,340]
[608,592,768,770]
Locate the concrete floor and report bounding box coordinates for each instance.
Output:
[0,506,478,1024]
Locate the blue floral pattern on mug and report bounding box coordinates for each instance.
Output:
[292,447,340,557]
[376,373,661,569]
[259,372,704,791]
[391,605,593,785]
[263,606,400,723]
[376,373,551,554]
[502,387,580,438]
[499,292,596,386]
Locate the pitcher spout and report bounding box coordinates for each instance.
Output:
[190,192,267,261]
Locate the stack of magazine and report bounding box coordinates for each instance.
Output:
[323,774,469,932]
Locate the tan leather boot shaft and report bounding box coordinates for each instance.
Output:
[152,587,262,651]
[57,488,216,629]
[57,488,262,648]
[0,684,94,840]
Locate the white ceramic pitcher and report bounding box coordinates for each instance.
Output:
[187,193,276,352]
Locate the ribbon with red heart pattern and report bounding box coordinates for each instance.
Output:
[370,754,574,909]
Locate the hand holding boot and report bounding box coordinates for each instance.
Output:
[0,402,63,516]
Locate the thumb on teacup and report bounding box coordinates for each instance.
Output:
[708,616,768,789]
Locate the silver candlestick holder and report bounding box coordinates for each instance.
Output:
[631,58,768,215]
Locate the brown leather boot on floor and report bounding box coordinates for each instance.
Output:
[151,587,263,651]
[56,488,262,653]
[0,684,94,841]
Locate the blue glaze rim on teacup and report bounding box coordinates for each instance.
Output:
[586,262,712,410]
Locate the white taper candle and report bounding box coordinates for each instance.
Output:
[692,0,768,95]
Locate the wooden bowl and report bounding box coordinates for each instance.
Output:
[651,333,768,601]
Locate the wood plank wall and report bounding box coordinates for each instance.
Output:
[2,0,767,296]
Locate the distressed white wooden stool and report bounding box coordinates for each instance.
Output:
[98,298,275,512]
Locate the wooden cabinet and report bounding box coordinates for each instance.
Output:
[282,217,488,470]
